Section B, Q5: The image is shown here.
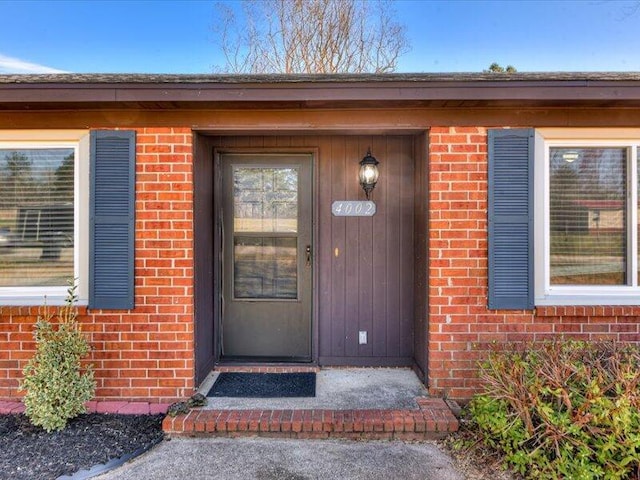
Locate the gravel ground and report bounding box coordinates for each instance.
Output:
[0,414,164,480]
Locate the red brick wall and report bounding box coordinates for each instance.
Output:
[4,124,639,404]
[0,127,195,403]
[427,127,640,400]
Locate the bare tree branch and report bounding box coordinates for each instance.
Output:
[213,0,410,74]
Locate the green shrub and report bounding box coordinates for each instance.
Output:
[468,341,640,479]
[21,284,96,432]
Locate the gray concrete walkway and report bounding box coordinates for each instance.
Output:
[97,436,465,480]
[97,368,470,479]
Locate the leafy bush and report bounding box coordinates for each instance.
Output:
[21,284,95,432]
[468,341,640,479]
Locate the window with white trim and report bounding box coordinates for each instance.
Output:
[536,131,640,305]
[0,133,89,304]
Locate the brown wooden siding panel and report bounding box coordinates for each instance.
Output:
[9,107,640,132]
[386,136,402,357]
[262,136,278,148]
[371,136,388,357]
[209,134,415,366]
[357,137,374,358]
[317,137,333,361]
[344,137,361,358]
[401,137,416,358]
[330,137,347,357]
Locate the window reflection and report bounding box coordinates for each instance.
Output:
[232,166,299,299]
[549,148,626,285]
[233,167,298,233]
[234,236,297,299]
[0,148,74,287]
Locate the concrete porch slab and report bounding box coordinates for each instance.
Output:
[196,368,428,410]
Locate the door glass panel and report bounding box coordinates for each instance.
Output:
[233,167,298,233]
[234,236,297,299]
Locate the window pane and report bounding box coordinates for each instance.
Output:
[0,149,74,287]
[233,167,298,233]
[549,148,626,285]
[234,236,297,299]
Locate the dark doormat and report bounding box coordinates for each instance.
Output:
[207,372,316,398]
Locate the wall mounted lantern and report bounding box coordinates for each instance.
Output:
[358,148,379,200]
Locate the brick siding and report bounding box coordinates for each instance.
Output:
[427,127,640,400]
[0,127,195,403]
[3,124,639,404]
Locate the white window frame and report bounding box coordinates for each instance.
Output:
[535,129,640,305]
[0,131,89,306]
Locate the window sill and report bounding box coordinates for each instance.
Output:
[0,297,88,308]
[536,304,640,317]
[536,289,640,307]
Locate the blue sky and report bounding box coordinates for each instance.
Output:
[0,0,639,74]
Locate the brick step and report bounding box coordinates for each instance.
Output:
[162,397,458,440]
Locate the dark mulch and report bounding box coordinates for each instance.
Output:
[0,413,164,480]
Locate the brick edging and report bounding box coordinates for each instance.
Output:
[162,397,459,440]
[0,401,170,415]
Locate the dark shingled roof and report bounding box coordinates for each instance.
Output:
[1,72,640,84]
[2,72,640,109]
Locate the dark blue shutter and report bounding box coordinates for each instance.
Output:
[89,131,135,310]
[488,129,534,310]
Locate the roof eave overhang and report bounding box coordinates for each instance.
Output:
[2,78,640,109]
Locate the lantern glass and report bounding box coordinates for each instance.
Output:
[358,150,379,200]
[358,163,379,185]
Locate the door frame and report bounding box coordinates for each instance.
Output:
[213,146,320,365]
[194,132,428,387]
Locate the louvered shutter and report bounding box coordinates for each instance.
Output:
[488,129,534,309]
[89,131,135,309]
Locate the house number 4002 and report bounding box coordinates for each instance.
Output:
[331,201,376,217]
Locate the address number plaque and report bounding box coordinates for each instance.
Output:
[331,200,376,217]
